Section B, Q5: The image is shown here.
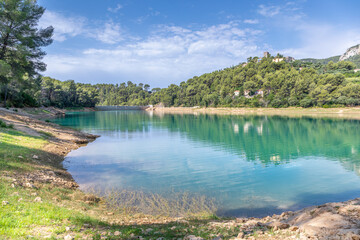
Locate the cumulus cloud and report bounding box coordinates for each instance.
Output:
[108,4,123,13]
[94,22,124,44]
[244,19,259,24]
[39,11,86,41]
[44,22,262,87]
[258,5,281,17]
[40,11,124,44]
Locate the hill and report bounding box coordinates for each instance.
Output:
[340,44,360,61]
[300,44,360,68]
[300,55,340,64]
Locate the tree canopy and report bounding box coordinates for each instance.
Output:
[0,0,53,105]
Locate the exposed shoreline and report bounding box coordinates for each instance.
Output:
[150,106,360,120]
[2,107,360,239]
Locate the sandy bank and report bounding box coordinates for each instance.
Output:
[149,106,360,120]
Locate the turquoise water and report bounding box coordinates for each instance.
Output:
[53,111,360,217]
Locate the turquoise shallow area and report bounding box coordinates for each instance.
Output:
[53,111,360,217]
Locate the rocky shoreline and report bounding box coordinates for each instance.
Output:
[1,107,360,239]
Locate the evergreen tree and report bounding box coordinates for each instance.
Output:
[0,0,53,105]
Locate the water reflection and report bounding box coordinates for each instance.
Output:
[54,111,360,217]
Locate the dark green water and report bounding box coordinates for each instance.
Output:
[53,111,360,217]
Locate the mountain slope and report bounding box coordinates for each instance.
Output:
[340,44,360,61]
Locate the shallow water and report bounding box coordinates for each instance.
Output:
[53,111,360,217]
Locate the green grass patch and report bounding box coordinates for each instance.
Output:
[0,129,47,172]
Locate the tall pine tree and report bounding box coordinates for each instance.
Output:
[0,0,53,106]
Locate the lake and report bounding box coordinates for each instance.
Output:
[53,110,360,217]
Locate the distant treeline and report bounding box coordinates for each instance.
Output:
[1,56,360,108]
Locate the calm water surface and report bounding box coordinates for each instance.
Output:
[53,111,360,217]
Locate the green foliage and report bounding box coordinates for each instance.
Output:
[0,0,53,106]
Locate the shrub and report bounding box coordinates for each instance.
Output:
[300,98,314,108]
[0,120,7,128]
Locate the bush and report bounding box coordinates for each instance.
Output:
[270,98,284,108]
[288,97,299,106]
[0,119,7,128]
[300,98,314,108]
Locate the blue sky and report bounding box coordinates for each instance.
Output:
[37,0,360,88]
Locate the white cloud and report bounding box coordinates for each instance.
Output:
[44,22,262,87]
[258,5,281,17]
[40,11,124,44]
[39,11,86,41]
[94,22,124,44]
[244,19,259,24]
[108,4,123,13]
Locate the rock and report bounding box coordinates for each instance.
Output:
[351,235,360,240]
[237,232,245,238]
[34,197,42,202]
[2,201,9,206]
[289,226,299,231]
[32,155,39,159]
[18,156,23,159]
[114,231,121,236]
[170,226,176,230]
[64,235,73,240]
[11,183,15,188]
[185,235,205,240]
[65,226,71,231]
[107,212,114,215]
[25,182,36,189]
[267,221,290,229]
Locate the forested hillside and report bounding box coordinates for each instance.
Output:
[2,55,360,108]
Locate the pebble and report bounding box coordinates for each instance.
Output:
[2,201,9,206]
[18,156,23,159]
[25,182,36,189]
[32,155,39,159]
[170,226,176,230]
[289,226,299,231]
[64,235,73,240]
[34,197,42,202]
[65,226,71,231]
[237,232,245,238]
